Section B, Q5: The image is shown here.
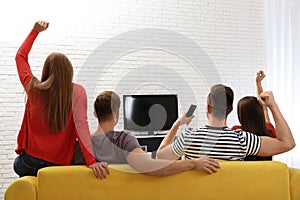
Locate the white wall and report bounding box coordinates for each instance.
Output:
[0,0,266,198]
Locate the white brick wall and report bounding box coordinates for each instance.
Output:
[0,0,266,198]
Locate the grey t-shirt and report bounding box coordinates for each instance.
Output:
[72,131,140,165]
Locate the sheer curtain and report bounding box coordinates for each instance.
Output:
[266,0,300,167]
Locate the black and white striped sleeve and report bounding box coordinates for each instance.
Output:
[244,131,262,156]
[171,131,186,157]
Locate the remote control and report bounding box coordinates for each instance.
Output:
[186,104,197,117]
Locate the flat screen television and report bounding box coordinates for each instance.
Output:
[123,94,178,133]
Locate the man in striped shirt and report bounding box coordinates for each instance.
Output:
[157,84,295,162]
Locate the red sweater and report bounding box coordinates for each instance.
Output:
[15,29,96,166]
[231,122,277,138]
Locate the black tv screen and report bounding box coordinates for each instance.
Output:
[123,94,178,132]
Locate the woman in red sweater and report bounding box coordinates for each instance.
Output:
[232,70,276,161]
[13,21,109,179]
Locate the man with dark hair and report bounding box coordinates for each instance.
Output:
[207,84,234,118]
[73,90,221,176]
[157,84,295,161]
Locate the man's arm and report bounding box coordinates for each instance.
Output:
[157,144,181,160]
[256,91,295,156]
[127,148,220,176]
[157,113,193,153]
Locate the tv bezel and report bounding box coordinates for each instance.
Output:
[122,94,178,133]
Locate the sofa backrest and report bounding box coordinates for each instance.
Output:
[37,161,290,200]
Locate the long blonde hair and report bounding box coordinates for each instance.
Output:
[30,52,73,133]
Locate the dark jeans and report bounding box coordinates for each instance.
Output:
[13,152,58,177]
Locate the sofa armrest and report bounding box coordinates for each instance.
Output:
[4,176,37,200]
[289,167,300,200]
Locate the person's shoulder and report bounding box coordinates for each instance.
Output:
[121,130,132,134]
[231,125,242,130]
[266,122,276,138]
[91,133,105,141]
[109,130,134,138]
[72,83,87,100]
[226,127,246,138]
[119,130,137,138]
[266,122,275,129]
[236,129,261,140]
[184,126,197,133]
[183,125,208,135]
[73,83,86,92]
[113,131,139,148]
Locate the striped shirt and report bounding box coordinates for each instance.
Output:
[171,125,261,161]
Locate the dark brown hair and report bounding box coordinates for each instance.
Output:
[207,84,234,118]
[237,96,272,161]
[30,52,73,133]
[94,91,121,122]
[237,96,271,137]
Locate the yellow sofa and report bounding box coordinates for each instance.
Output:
[5,161,300,200]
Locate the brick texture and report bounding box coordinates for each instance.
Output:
[0,0,266,198]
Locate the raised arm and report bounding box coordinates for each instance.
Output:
[127,148,220,176]
[256,70,270,122]
[157,113,193,151]
[256,91,295,156]
[15,21,49,93]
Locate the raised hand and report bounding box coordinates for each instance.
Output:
[89,162,110,179]
[179,113,194,126]
[192,156,221,174]
[256,70,266,83]
[33,21,49,32]
[258,91,276,108]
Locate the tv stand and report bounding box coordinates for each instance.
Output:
[147,131,155,135]
[135,133,166,159]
